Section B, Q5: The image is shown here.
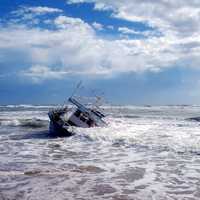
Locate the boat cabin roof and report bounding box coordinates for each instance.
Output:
[68,97,105,123]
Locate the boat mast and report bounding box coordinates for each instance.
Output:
[70,81,82,98]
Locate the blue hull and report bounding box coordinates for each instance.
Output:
[49,121,73,137]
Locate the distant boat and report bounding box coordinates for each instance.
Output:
[48,90,107,136]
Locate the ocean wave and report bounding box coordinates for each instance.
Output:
[186,117,200,122]
[0,104,58,110]
[71,117,200,155]
[114,115,141,119]
[0,118,48,128]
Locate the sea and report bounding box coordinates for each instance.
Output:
[0,105,200,200]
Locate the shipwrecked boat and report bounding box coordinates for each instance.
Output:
[48,96,107,136]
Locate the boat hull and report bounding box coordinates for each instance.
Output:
[49,121,73,137]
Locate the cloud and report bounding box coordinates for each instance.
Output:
[9,6,63,25]
[118,27,161,38]
[68,0,200,38]
[107,25,114,30]
[118,27,139,35]
[21,65,69,82]
[1,3,200,82]
[0,23,181,80]
[12,6,62,16]
[92,22,104,30]
[54,15,91,30]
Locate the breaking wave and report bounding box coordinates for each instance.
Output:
[1,105,200,199]
[0,104,55,108]
[0,118,48,128]
[73,116,200,155]
[186,116,200,122]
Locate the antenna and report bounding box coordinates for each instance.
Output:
[70,81,82,98]
[62,81,83,108]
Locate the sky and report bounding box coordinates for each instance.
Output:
[1,0,200,105]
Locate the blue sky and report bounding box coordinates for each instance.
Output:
[1,0,200,105]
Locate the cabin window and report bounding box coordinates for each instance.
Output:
[74,109,81,117]
[87,119,94,126]
[80,115,86,122]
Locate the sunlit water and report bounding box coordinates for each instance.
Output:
[1,105,200,200]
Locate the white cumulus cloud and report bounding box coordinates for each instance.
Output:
[68,0,200,38]
[10,6,63,24]
[12,6,62,16]
[92,22,104,30]
[21,65,69,82]
[1,2,200,82]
